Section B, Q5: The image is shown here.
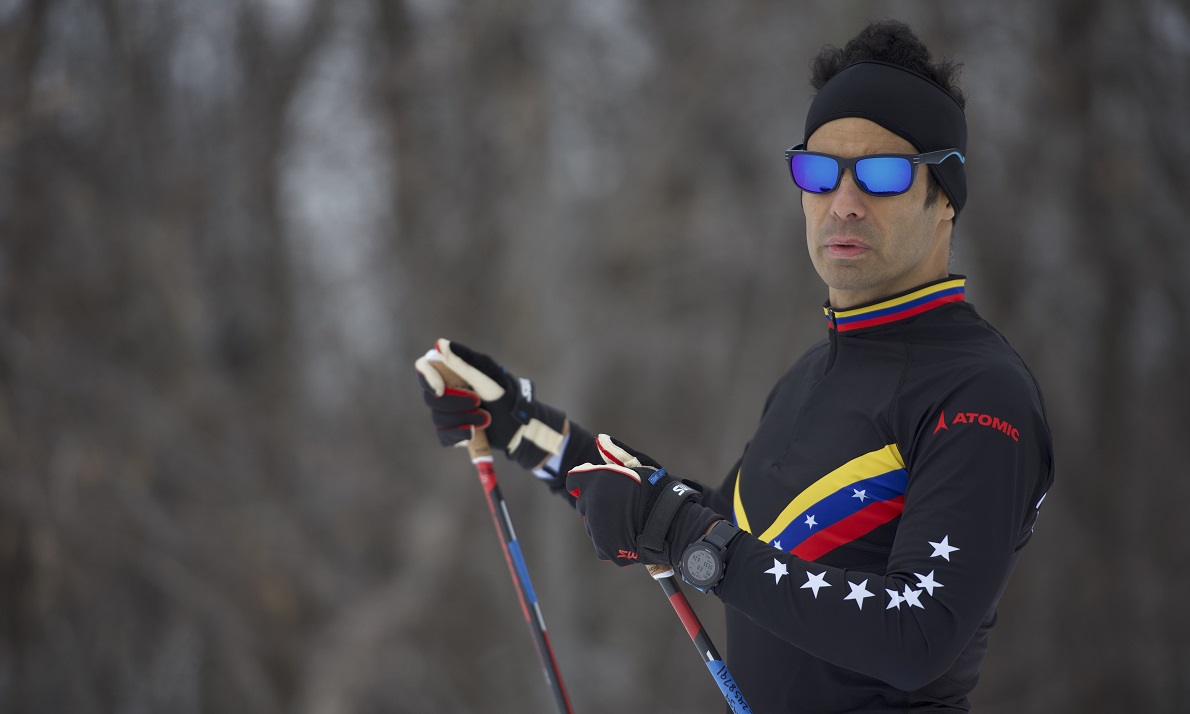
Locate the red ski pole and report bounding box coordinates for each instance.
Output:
[645,564,752,713]
[427,360,575,714]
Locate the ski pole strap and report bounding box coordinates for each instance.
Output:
[639,471,702,558]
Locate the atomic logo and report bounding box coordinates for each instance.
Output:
[933,410,1020,442]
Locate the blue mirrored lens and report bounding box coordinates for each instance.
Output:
[790,154,840,193]
[854,157,913,195]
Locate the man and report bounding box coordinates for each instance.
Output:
[417,20,1054,712]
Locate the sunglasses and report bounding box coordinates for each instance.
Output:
[784,145,965,197]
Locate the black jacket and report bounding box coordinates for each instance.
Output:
[561,276,1055,712]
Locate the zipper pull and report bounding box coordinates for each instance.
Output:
[827,306,837,331]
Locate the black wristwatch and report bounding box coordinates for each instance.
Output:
[679,520,742,592]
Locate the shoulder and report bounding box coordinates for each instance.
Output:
[796,337,832,362]
[906,303,1043,399]
[896,305,1051,446]
[776,337,831,384]
[762,338,831,413]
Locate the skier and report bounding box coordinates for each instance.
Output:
[417,20,1054,713]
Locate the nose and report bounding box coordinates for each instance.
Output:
[828,168,868,221]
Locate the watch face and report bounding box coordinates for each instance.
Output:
[685,546,720,585]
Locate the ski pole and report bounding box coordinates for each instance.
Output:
[645,564,751,714]
[427,360,575,714]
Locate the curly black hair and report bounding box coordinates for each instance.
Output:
[810,20,965,108]
[810,20,965,209]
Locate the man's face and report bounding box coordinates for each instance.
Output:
[802,117,955,308]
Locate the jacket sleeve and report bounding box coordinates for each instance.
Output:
[533,422,602,505]
[710,362,1054,691]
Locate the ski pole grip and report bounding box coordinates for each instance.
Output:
[427,361,494,461]
[646,564,675,579]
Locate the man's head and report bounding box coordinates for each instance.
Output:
[797,21,967,308]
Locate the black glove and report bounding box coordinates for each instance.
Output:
[415,339,567,471]
[565,435,711,566]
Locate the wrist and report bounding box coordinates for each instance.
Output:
[679,519,743,593]
[636,472,702,564]
[666,502,725,567]
[532,419,570,471]
[506,401,567,470]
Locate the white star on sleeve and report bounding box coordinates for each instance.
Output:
[902,586,924,609]
[804,514,818,528]
[772,540,782,550]
[915,571,943,597]
[885,589,904,610]
[801,571,830,598]
[852,488,868,502]
[764,558,788,585]
[928,535,959,561]
[844,579,874,610]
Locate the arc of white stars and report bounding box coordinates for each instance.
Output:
[852,488,868,502]
[844,579,874,610]
[765,558,788,585]
[915,571,943,597]
[928,535,959,561]
[902,585,924,609]
[885,589,904,610]
[801,571,830,598]
[804,514,818,529]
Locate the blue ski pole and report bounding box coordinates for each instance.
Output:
[645,564,751,714]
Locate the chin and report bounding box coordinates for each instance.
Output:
[817,263,875,291]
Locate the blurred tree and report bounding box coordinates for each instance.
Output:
[0,0,1187,712]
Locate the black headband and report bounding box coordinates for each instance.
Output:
[803,60,967,217]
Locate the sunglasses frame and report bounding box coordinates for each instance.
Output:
[783,145,965,196]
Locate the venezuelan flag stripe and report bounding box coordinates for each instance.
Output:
[756,444,906,544]
[792,496,905,561]
[835,290,964,331]
[732,467,752,533]
[825,278,966,332]
[763,467,908,554]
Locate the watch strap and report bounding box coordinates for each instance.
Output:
[704,520,742,551]
[680,519,743,592]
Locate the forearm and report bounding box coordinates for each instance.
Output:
[533,421,602,505]
[713,525,1000,690]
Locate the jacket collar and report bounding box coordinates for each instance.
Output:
[824,276,966,333]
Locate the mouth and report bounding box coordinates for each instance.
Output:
[825,237,871,259]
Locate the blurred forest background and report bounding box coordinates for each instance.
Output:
[2,0,1189,712]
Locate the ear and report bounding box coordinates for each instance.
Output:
[939,196,955,223]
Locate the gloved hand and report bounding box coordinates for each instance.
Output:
[565,435,708,566]
[415,339,567,471]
